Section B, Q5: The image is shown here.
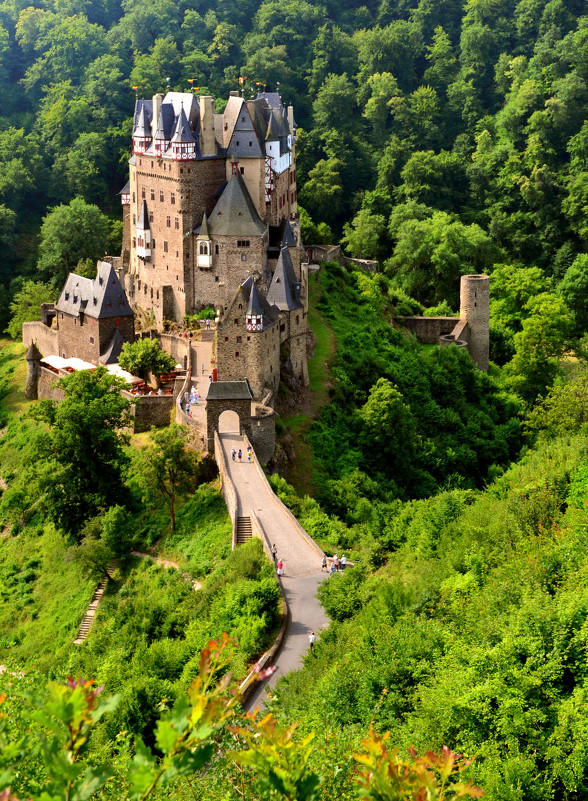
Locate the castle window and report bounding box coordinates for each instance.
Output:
[89,336,94,344]
[176,251,179,257]
[224,122,228,130]
[73,295,78,303]
[280,323,285,332]
[241,254,246,261]
[159,190,164,202]
[93,297,97,305]
[164,241,168,253]
[235,351,239,357]
[247,336,250,341]
[175,217,179,230]
[171,192,175,205]
[241,117,245,122]
[215,276,219,282]
[149,211,153,222]
[236,140,239,146]
[132,192,135,202]
[199,243,208,255]
[240,167,244,174]
[215,245,219,254]
[234,318,239,324]
[151,161,153,168]
[152,238,155,248]
[166,216,171,227]
[238,304,242,309]
[139,159,142,165]
[65,292,69,300]
[156,290,159,299]
[133,214,136,224]
[150,189,155,201]
[224,336,228,341]
[236,336,241,343]
[141,188,145,199]
[237,240,250,247]
[249,141,252,146]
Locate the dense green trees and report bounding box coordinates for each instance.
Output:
[118,338,176,381]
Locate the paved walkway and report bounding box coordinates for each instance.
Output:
[218,432,328,710]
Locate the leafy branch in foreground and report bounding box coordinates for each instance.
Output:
[354,727,484,800]
[0,639,482,801]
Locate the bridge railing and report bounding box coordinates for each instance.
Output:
[214,430,238,549]
[242,433,324,559]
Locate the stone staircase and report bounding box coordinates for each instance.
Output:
[236,516,252,545]
[74,561,117,645]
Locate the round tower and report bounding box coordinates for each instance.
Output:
[25,342,42,400]
[460,274,490,372]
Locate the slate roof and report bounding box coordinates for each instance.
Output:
[247,280,265,316]
[227,103,263,158]
[266,246,302,311]
[26,342,42,361]
[118,180,130,195]
[222,96,245,148]
[99,328,125,364]
[198,213,209,238]
[240,276,279,329]
[164,92,200,128]
[133,99,152,135]
[206,380,252,401]
[155,102,175,140]
[208,172,266,237]
[171,106,196,143]
[257,92,282,109]
[137,199,150,231]
[55,262,134,320]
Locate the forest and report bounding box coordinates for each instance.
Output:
[0,0,588,798]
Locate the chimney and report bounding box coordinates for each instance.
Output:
[152,92,164,140]
[287,104,295,134]
[218,281,226,312]
[199,95,216,157]
[229,90,239,97]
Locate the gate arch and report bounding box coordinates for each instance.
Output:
[205,380,253,450]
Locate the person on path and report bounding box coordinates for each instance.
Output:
[238,449,242,461]
[271,544,277,563]
[202,363,205,375]
[321,554,327,572]
[333,553,339,571]
[330,559,336,574]
[206,319,211,329]
[277,559,284,576]
[231,448,236,462]
[341,553,347,570]
[185,402,190,417]
[209,374,212,383]
[309,631,316,649]
[247,448,252,462]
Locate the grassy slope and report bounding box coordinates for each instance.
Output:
[281,271,336,495]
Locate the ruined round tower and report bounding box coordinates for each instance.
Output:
[460,274,490,372]
[25,341,42,399]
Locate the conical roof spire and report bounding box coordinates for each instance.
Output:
[134,104,151,137]
[171,106,195,143]
[199,213,209,239]
[137,199,150,231]
[247,280,264,317]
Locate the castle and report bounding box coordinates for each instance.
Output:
[119,88,308,399]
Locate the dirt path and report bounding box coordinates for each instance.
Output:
[131,551,202,590]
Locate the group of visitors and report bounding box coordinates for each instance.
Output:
[271,544,284,576]
[321,553,347,573]
[183,386,199,417]
[231,447,253,462]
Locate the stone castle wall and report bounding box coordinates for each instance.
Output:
[217,311,280,400]
[399,317,458,344]
[460,274,490,372]
[124,391,174,432]
[22,322,58,358]
[55,313,134,362]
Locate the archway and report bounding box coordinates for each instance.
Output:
[218,409,240,434]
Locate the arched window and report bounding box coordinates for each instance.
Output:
[199,243,208,255]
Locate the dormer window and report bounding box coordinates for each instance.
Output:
[93,297,97,305]
[99,277,103,285]
[65,292,69,300]
[73,295,78,303]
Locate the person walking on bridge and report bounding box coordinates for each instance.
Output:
[277,558,284,577]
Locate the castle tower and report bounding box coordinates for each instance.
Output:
[136,200,151,261]
[25,341,42,400]
[460,274,490,372]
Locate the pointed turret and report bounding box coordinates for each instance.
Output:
[136,200,151,260]
[267,247,302,311]
[133,104,152,154]
[171,106,196,160]
[197,213,212,268]
[246,281,264,332]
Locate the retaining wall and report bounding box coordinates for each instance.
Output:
[22,322,58,358]
[399,316,458,344]
[214,431,238,549]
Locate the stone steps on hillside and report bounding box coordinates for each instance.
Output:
[236,516,252,545]
[74,560,118,645]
